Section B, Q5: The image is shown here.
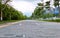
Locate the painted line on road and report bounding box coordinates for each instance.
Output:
[23,34,26,38]
[19,24,22,26]
[36,23,40,25]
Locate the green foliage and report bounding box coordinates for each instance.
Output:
[0,4,27,20]
[31,3,45,19]
[54,0,59,7]
[54,19,60,22]
[0,0,27,21]
[31,2,54,19]
[44,19,60,22]
[54,0,60,17]
[37,3,43,6]
[45,1,50,9]
[0,20,20,24]
[42,13,54,19]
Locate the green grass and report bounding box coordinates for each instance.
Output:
[0,20,20,24]
[43,19,60,22]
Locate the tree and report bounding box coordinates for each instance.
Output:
[45,1,50,10]
[31,1,54,19]
[0,0,11,21]
[54,0,60,17]
[43,13,54,19]
[31,3,45,19]
[2,4,26,20]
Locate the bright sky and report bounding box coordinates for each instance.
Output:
[10,0,53,16]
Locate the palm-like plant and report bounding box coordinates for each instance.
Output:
[45,1,50,10]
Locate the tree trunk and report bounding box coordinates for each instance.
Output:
[58,6,60,17]
[58,1,60,18]
[58,0,60,17]
[1,10,3,21]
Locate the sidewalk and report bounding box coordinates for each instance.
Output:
[0,21,21,28]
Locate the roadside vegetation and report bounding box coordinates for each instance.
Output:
[0,20,20,24]
[0,0,27,24]
[31,0,60,22]
[43,19,60,22]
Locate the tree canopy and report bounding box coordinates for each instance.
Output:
[0,0,27,21]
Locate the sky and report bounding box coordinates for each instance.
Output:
[10,0,52,16]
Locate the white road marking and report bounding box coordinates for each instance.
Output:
[36,23,40,25]
[19,24,22,25]
[23,34,25,38]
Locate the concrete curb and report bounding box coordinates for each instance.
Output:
[0,21,23,28]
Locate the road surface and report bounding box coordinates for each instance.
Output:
[0,20,60,38]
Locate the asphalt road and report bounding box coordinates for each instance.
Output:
[0,20,60,38]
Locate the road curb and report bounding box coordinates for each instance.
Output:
[0,21,22,28]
